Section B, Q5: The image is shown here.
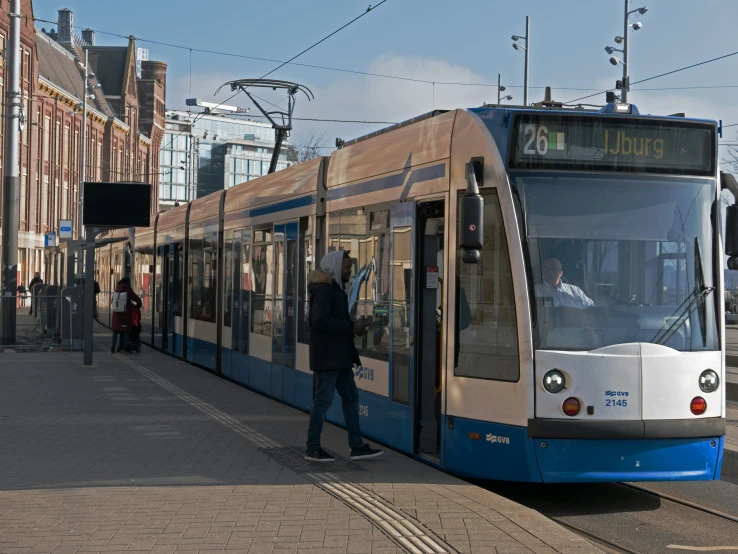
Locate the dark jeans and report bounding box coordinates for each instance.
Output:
[111,331,129,351]
[307,368,364,451]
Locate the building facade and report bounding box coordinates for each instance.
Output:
[158,110,290,210]
[0,3,166,286]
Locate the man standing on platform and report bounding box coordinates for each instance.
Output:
[28,272,43,315]
[305,250,383,462]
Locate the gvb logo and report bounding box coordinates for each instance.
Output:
[605,390,629,397]
[353,365,375,382]
[486,434,510,445]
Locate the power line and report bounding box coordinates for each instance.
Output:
[227,113,397,124]
[564,48,738,105]
[32,16,738,98]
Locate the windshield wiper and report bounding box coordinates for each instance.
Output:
[652,238,713,347]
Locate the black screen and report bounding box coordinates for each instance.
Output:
[83,182,152,227]
[509,114,715,176]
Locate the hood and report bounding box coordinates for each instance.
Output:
[319,250,346,287]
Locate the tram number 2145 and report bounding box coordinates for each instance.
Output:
[606,399,628,407]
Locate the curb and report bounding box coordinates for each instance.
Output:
[722,447,738,479]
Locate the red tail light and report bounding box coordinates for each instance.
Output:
[690,397,707,415]
[562,397,581,417]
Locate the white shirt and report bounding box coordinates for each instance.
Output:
[538,281,594,309]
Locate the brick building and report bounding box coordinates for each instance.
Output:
[0,2,166,286]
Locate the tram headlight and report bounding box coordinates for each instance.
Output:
[543,369,566,394]
[698,369,719,393]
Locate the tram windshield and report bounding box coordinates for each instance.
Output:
[512,173,719,352]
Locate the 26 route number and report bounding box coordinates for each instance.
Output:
[523,124,549,156]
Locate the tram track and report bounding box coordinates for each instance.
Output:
[480,479,738,554]
[549,483,738,554]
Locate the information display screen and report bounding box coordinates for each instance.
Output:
[508,114,715,176]
[83,182,152,227]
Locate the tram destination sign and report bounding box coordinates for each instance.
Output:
[509,114,715,176]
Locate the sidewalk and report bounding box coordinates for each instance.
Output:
[0,325,601,554]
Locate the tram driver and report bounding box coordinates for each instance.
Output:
[538,257,594,309]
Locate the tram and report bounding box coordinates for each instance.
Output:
[97,101,731,482]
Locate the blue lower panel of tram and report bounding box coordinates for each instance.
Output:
[442,416,541,482]
[186,336,217,371]
[441,415,723,482]
[325,391,414,454]
[533,436,723,483]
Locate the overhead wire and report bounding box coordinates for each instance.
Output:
[564,48,738,105]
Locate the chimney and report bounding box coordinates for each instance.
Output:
[57,8,74,43]
[81,28,95,46]
[142,60,167,101]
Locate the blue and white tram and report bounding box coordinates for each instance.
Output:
[101,102,730,482]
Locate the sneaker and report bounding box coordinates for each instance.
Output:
[110,347,115,353]
[305,448,335,462]
[350,444,383,460]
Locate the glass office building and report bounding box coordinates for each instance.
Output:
[159,110,290,210]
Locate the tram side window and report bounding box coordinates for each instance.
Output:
[328,208,391,362]
[251,228,273,337]
[298,217,312,345]
[224,236,233,328]
[240,231,251,353]
[189,235,217,323]
[173,242,183,317]
[455,190,519,382]
[135,246,154,325]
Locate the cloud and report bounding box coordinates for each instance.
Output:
[170,55,738,159]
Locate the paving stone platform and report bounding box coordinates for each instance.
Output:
[0,326,602,554]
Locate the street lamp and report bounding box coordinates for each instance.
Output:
[606,1,648,103]
[496,74,513,106]
[511,16,530,106]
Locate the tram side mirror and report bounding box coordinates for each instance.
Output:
[722,172,738,269]
[460,162,484,264]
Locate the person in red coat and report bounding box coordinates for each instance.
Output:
[111,277,142,353]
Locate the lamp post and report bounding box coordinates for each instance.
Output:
[497,74,513,106]
[606,2,648,102]
[511,16,530,106]
[76,48,89,239]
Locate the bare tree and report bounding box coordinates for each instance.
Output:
[723,133,738,176]
[285,131,328,165]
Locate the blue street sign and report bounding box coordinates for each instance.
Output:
[60,226,72,232]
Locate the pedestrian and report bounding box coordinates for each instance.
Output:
[305,250,383,462]
[111,277,141,353]
[28,272,43,315]
[16,284,27,307]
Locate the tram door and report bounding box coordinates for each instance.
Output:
[271,222,298,399]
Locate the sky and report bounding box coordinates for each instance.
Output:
[34,0,738,158]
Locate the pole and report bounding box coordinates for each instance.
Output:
[622,0,630,102]
[79,48,88,240]
[497,74,501,106]
[524,16,530,107]
[1,0,22,345]
[83,226,96,365]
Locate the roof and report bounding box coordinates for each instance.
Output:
[35,32,87,101]
[35,30,113,118]
[86,46,127,97]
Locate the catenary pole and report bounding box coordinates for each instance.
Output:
[622,0,630,102]
[1,0,22,345]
